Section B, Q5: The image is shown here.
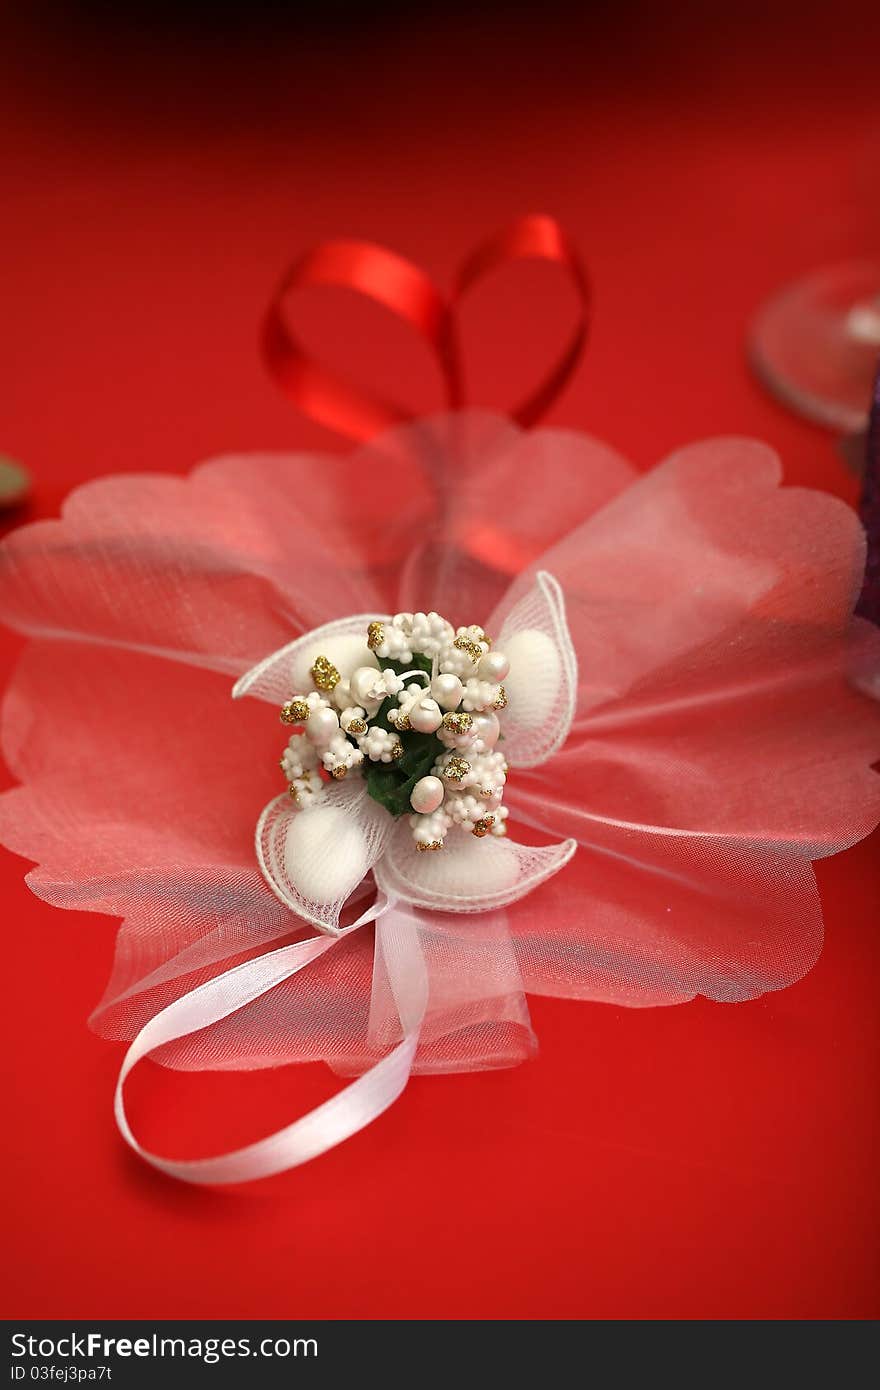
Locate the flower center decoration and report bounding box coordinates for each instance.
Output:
[239,571,578,935]
[277,612,511,852]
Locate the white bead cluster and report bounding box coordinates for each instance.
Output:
[279,657,405,789]
[370,611,454,664]
[359,725,403,763]
[411,713,510,850]
[277,611,512,851]
[279,734,324,808]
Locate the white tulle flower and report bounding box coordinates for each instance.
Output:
[3,408,878,1189]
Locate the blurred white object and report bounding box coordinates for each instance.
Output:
[0,455,29,508]
[750,261,880,432]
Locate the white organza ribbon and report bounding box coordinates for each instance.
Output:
[114,896,427,1185]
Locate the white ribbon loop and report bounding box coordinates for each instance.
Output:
[114,901,428,1185]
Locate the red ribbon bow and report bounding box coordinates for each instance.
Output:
[262,214,590,442]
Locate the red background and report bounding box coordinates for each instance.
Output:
[1,1,879,1320]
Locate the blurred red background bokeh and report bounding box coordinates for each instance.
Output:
[1,0,878,1320]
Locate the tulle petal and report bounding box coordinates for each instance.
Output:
[0,640,303,1022]
[494,437,880,850]
[378,411,637,619]
[511,619,880,854]
[0,413,634,675]
[374,817,575,913]
[0,458,403,674]
[498,436,870,713]
[501,823,825,1005]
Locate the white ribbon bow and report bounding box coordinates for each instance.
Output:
[115,896,427,1185]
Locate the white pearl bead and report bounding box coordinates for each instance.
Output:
[479,650,510,682]
[471,712,500,748]
[350,666,381,703]
[305,707,339,745]
[432,673,464,710]
[410,775,445,814]
[409,697,443,733]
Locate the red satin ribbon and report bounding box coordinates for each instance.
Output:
[262,215,590,441]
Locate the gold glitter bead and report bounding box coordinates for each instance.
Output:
[367,621,384,651]
[443,756,470,783]
[416,840,444,852]
[281,696,310,724]
[330,765,348,780]
[452,634,483,663]
[390,742,404,761]
[493,685,508,710]
[395,712,411,732]
[473,816,495,838]
[346,717,367,735]
[310,655,340,691]
[442,710,472,735]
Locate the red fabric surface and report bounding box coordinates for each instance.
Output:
[1,3,879,1319]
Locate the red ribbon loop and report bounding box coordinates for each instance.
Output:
[261,214,590,441]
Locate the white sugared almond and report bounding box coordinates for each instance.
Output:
[501,629,560,726]
[291,637,378,692]
[283,804,369,906]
